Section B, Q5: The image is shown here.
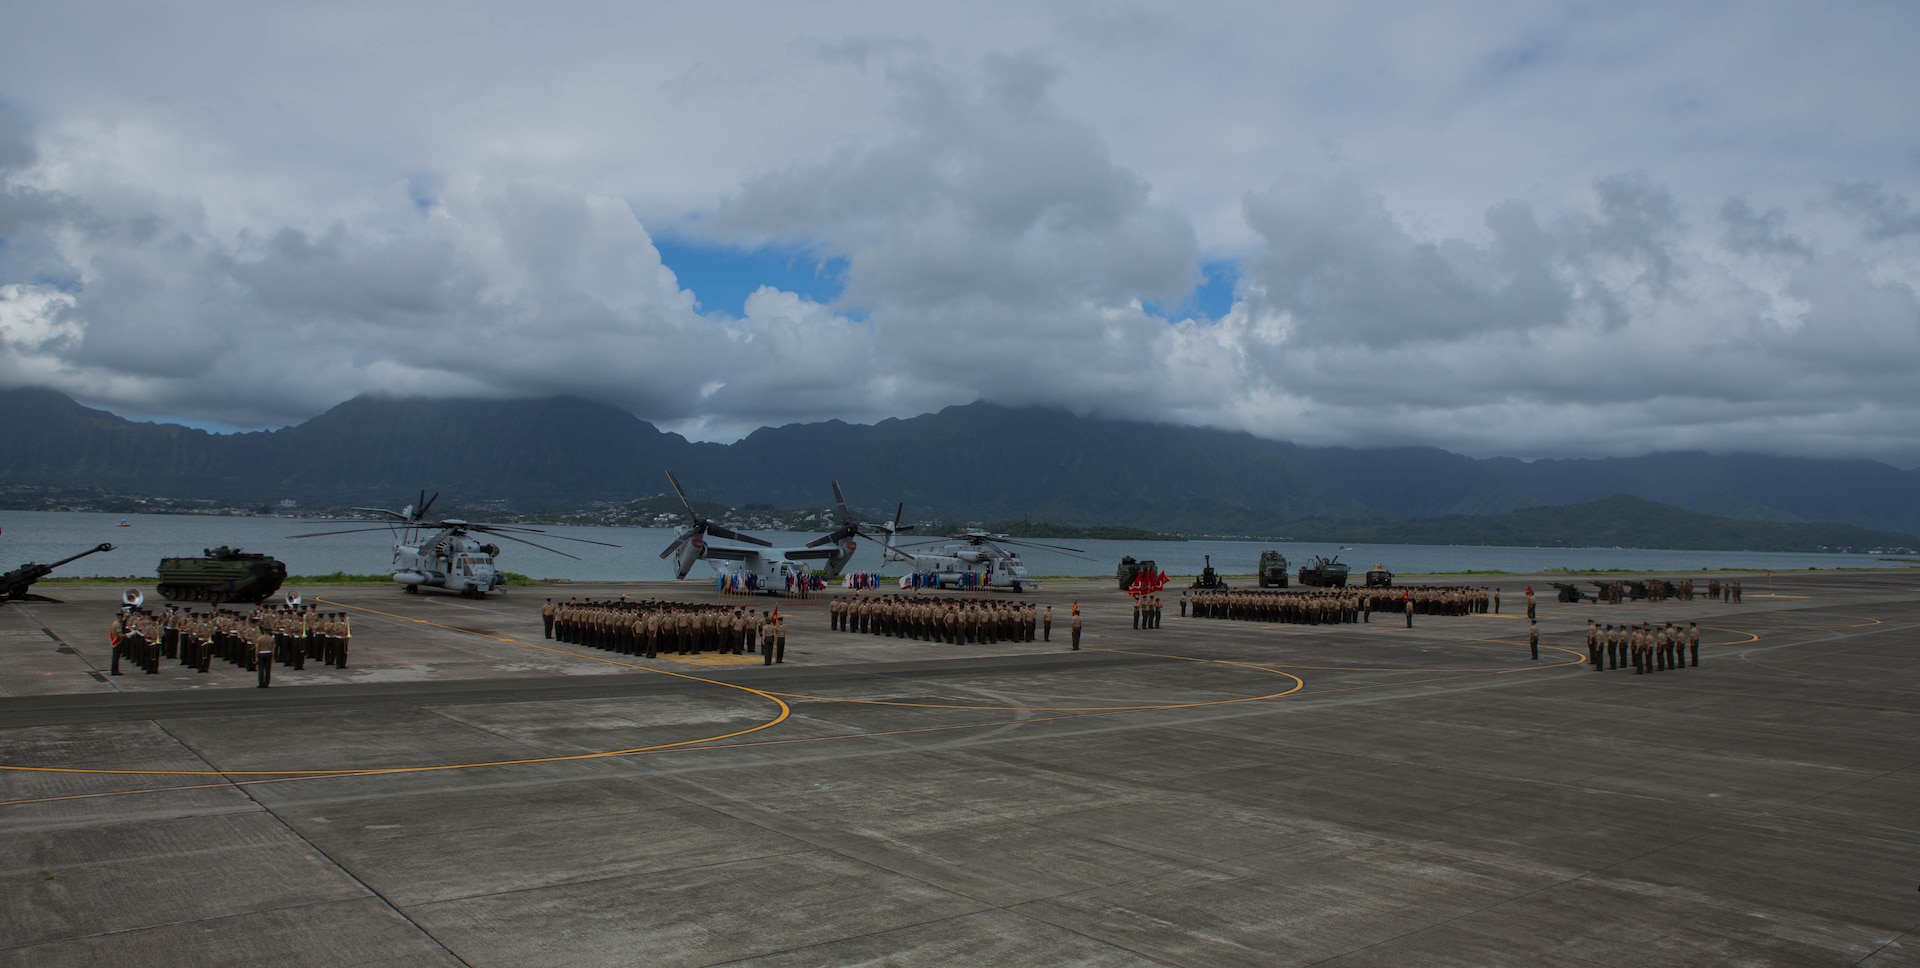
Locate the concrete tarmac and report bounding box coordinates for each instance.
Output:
[1,572,1916,966]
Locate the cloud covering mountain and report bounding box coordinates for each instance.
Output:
[1,2,1916,462]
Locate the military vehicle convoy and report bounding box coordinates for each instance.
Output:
[1256,551,1289,588]
[1297,555,1350,588]
[1116,556,1158,591]
[156,547,288,603]
[0,543,115,603]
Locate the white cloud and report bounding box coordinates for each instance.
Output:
[0,1,1916,464]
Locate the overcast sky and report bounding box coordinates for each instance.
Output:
[2,2,1916,464]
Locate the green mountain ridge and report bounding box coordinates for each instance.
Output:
[5,387,1920,540]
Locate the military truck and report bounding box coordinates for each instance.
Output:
[156,547,288,603]
[0,543,114,603]
[1364,564,1394,588]
[1297,555,1350,588]
[1257,551,1289,588]
[1116,556,1158,591]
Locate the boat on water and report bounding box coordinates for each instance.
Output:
[115,518,130,527]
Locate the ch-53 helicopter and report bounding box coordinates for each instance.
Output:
[291,490,618,598]
[659,472,892,590]
[879,514,1088,593]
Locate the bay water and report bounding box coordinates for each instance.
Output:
[1,510,1909,584]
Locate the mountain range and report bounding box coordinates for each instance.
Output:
[3,387,1918,543]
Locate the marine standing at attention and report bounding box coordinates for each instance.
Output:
[1042,605,1052,642]
[1070,604,1082,650]
[1529,621,1539,661]
[542,598,555,639]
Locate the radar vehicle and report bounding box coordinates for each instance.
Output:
[0,543,114,603]
[156,547,288,603]
[1364,564,1394,588]
[1297,554,1350,588]
[1256,551,1289,588]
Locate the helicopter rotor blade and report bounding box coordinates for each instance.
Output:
[348,507,409,520]
[664,470,700,519]
[418,490,439,520]
[287,526,411,539]
[806,525,857,548]
[484,530,583,560]
[705,524,773,547]
[831,479,853,522]
[660,530,694,560]
[468,524,621,548]
[887,537,950,550]
[991,536,1088,554]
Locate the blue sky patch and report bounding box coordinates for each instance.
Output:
[1146,259,1240,321]
[655,240,849,317]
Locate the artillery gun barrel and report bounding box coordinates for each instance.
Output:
[44,542,116,571]
[1,543,115,602]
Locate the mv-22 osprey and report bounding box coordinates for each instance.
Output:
[659,472,895,589]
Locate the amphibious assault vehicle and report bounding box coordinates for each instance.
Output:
[1256,551,1289,588]
[1116,556,1158,591]
[1297,555,1350,588]
[156,547,288,603]
[0,543,114,603]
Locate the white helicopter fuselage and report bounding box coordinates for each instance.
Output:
[889,547,1032,590]
[392,529,504,597]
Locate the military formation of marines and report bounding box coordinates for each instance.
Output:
[545,597,788,664]
[108,604,351,688]
[829,593,1041,644]
[1590,578,1741,605]
[1583,618,1701,673]
[1183,585,1492,624]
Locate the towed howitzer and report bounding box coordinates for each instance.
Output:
[1589,579,1651,601]
[1551,581,1587,603]
[1191,554,1227,590]
[0,543,115,603]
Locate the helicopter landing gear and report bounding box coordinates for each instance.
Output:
[1010,581,1024,593]
[405,584,419,594]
